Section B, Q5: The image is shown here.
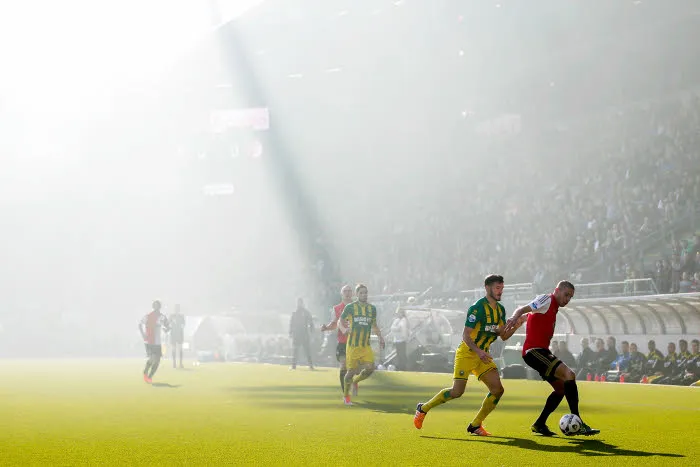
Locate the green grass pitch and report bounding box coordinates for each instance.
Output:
[0,360,697,465]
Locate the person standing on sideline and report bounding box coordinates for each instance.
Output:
[289,298,315,370]
[169,304,186,368]
[139,300,170,384]
[390,307,410,370]
[321,285,354,393]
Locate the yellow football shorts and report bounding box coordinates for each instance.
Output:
[346,345,374,370]
[453,342,497,381]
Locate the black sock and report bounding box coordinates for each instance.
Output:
[340,369,347,392]
[172,350,176,365]
[536,391,565,426]
[149,358,161,378]
[564,380,580,416]
[144,360,152,375]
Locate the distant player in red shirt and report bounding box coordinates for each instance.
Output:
[139,300,170,384]
[505,281,600,436]
[321,285,354,394]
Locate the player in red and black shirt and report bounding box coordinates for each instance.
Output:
[139,300,170,384]
[505,281,599,436]
[321,285,354,394]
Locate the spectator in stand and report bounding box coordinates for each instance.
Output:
[670,254,682,293]
[592,338,608,376]
[645,340,665,380]
[679,272,693,293]
[651,342,678,384]
[576,338,596,380]
[692,272,700,292]
[557,341,576,369]
[603,336,619,370]
[670,339,693,385]
[627,343,646,382]
[681,339,700,385]
[611,341,631,372]
[550,341,560,356]
[607,340,631,382]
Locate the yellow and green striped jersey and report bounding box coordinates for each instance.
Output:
[465,297,505,352]
[340,301,377,348]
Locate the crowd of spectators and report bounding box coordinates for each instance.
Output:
[571,336,699,386]
[351,92,700,295]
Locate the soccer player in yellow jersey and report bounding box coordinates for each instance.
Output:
[338,284,385,406]
[413,274,524,435]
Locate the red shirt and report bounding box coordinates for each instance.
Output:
[522,293,559,355]
[334,302,349,344]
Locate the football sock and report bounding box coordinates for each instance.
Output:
[471,392,500,427]
[421,388,455,413]
[144,360,152,375]
[352,368,373,384]
[564,380,580,416]
[339,369,347,392]
[148,358,160,378]
[343,372,354,396]
[535,391,565,426]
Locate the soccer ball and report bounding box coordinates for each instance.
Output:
[559,413,582,436]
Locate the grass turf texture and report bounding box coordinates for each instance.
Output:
[0,360,697,466]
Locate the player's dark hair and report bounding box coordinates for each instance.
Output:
[621,340,629,346]
[692,339,699,346]
[557,280,575,291]
[679,339,688,346]
[484,274,504,287]
[355,283,368,294]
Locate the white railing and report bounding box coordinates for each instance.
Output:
[572,278,658,299]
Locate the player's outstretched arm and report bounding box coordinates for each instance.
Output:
[503,304,532,335]
[138,317,147,341]
[321,318,338,332]
[499,315,527,341]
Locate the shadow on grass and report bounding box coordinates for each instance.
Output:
[224,383,553,414]
[420,435,685,458]
[152,382,182,388]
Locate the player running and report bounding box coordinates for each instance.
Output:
[414,275,523,436]
[321,285,355,394]
[504,280,600,436]
[338,284,385,405]
[139,300,170,384]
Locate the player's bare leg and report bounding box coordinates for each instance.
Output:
[351,361,374,395]
[339,358,347,394]
[414,378,467,429]
[467,369,503,436]
[343,367,360,405]
[553,363,600,436]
